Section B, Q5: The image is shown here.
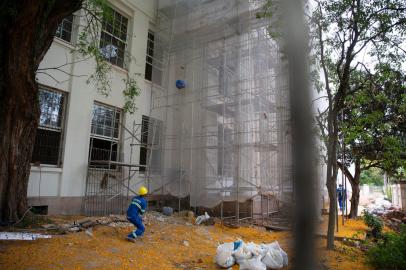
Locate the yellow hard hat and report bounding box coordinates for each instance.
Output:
[138,186,148,196]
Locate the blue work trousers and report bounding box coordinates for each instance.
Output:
[127,215,145,238]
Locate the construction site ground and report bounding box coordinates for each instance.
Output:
[0,212,373,270]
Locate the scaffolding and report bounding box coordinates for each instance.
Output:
[146,0,292,223]
[83,118,147,216]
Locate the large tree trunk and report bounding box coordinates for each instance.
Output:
[326,113,339,249]
[0,0,81,224]
[348,160,361,218]
[337,159,361,218]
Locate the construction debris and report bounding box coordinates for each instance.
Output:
[215,239,288,269]
[365,197,393,215]
[195,212,211,225]
[0,232,52,241]
[381,210,406,231]
[85,228,94,238]
[162,207,174,216]
[41,224,58,230]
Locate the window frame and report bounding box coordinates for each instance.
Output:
[99,7,129,69]
[31,86,68,167]
[139,115,162,173]
[144,30,155,81]
[55,14,74,43]
[89,102,122,168]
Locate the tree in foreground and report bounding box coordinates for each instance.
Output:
[311,0,406,249]
[0,0,140,223]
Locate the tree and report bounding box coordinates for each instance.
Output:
[0,0,140,223]
[312,0,406,249]
[360,168,384,186]
[337,64,406,217]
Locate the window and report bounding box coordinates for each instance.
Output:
[99,7,128,68]
[89,103,121,166]
[145,31,155,81]
[31,88,66,165]
[144,30,163,84]
[55,15,74,42]
[139,115,162,173]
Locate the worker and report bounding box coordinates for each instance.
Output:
[336,184,345,212]
[126,186,148,242]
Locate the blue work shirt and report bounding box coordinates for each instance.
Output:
[127,196,147,218]
[337,187,345,200]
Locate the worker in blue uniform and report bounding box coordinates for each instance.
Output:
[337,184,345,212]
[126,186,148,242]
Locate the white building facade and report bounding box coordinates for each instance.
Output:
[28,0,157,214]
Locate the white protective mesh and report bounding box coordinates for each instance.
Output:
[146,0,292,209]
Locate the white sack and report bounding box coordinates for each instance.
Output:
[261,241,288,267]
[262,248,284,269]
[216,242,235,268]
[239,256,267,270]
[232,242,252,264]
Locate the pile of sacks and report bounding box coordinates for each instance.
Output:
[215,239,288,269]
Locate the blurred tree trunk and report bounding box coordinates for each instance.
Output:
[0,0,82,223]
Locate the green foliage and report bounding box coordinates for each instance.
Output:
[122,76,141,114]
[74,0,140,113]
[366,225,406,270]
[363,210,383,238]
[341,64,406,178]
[360,168,384,186]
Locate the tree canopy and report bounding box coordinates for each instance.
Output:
[360,168,384,186]
[341,64,406,179]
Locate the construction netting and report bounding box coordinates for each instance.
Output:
[145,0,292,211]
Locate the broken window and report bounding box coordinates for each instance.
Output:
[99,7,128,68]
[139,115,162,173]
[55,14,74,43]
[31,87,66,165]
[89,103,121,167]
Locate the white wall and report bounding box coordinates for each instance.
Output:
[28,0,157,205]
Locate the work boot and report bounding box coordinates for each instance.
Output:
[126,236,137,243]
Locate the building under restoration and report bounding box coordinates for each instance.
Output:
[143,0,292,221]
[29,0,292,224]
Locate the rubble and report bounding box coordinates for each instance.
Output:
[162,207,174,216]
[0,232,52,241]
[381,210,406,231]
[85,228,94,238]
[195,212,214,225]
[364,197,405,232]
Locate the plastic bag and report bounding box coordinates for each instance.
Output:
[261,241,288,267]
[216,242,235,268]
[244,242,264,257]
[232,242,252,265]
[195,212,210,225]
[262,248,283,269]
[239,256,267,270]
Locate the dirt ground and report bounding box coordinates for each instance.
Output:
[0,213,373,270]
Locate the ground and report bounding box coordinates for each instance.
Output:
[0,213,373,270]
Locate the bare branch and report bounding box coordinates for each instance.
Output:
[36,71,61,84]
[37,56,91,71]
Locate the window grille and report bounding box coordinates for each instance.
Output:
[145,31,155,81]
[139,115,162,173]
[31,88,66,165]
[99,7,128,68]
[89,103,122,167]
